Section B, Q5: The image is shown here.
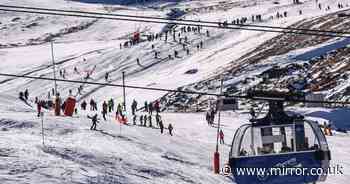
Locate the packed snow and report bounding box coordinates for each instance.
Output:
[0,0,350,183]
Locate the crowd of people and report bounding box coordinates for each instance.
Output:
[130,25,208,66]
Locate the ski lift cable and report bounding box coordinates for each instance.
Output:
[0,73,349,105]
[1,4,350,36]
[0,8,349,38]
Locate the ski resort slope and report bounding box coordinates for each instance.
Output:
[0,104,243,184]
[0,0,350,183]
[1,0,347,107]
[0,101,350,184]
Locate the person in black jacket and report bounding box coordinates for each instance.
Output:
[81,100,87,110]
[168,123,173,136]
[102,101,108,121]
[88,114,99,131]
[159,119,164,134]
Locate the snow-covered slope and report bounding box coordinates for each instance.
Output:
[1,0,350,183]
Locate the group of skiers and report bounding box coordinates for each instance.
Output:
[133,24,209,66]
[216,1,348,28]
[81,97,174,136]
[132,113,173,136]
[143,100,161,115]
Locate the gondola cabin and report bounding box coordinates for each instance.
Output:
[229,99,330,184]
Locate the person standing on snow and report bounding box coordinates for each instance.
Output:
[105,72,109,82]
[90,99,95,111]
[140,115,144,126]
[159,118,164,134]
[143,114,147,126]
[210,108,215,125]
[108,98,114,112]
[148,102,154,115]
[148,114,152,127]
[156,114,161,127]
[168,123,173,136]
[81,100,87,110]
[88,114,99,131]
[131,99,138,115]
[219,129,225,144]
[37,100,42,117]
[102,101,108,121]
[116,103,123,116]
[24,89,29,101]
[133,115,137,125]
[144,101,148,112]
[206,110,211,125]
[154,100,160,115]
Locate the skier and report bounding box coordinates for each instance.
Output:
[105,72,109,81]
[133,115,137,125]
[116,103,123,116]
[24,89,29,100]
[140,115,144,126]
[81,100,87,110]
[143,114,147,126]
[200,41,203,49]
[168,123,173,136]
[90,99,95,111]
[159,118,164,134]
[148,114,152,127]
[137,58,140,65]
[186,48,190,55]
[144,101,148,112]
[61,101,66,112]
[219,129,225,144]
[37,100,42,117]
[108,98,114,112]
[154,100,160,114]
[148,102,154,115]
[93,100,98,111]
[206,30,210,37]
[210,108,215,125]
[85,73,90,80]
[19,92,24,101]
[131,99,138,115]
[88,114,99,131]
[174,50,178,58]
[77,87,82,95]
[102,101,108,121]
[155,113,161,127]
[206,110,211,125]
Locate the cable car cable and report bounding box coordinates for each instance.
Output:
[0,73,349,105]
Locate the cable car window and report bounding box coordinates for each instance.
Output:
[302,121,321,151]
[257,126,294,155]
